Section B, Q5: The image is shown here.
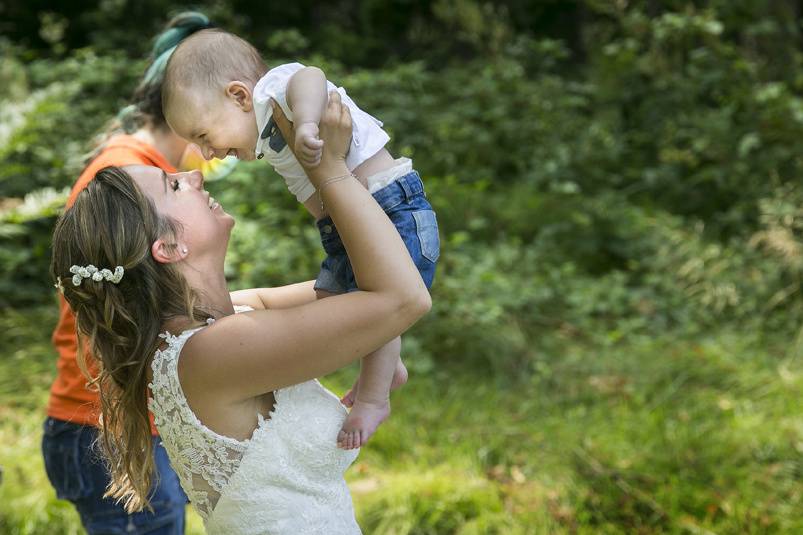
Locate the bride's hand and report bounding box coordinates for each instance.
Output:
[315,91,352,166]
[270,91,352,184]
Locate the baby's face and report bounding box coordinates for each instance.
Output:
[167,88,259,161]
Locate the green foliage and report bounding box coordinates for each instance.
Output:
[0,187,68,307]
[3,2,803,341]
[0,49,141,197]
[355,468,508,534]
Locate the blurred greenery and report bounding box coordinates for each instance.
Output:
[1,0,803,533]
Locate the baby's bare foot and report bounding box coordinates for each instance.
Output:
[337,399,390,450]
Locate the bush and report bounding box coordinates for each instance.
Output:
[3,1,803,355]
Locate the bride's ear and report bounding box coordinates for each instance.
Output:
[151,238,188,264]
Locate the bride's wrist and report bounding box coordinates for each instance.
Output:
[307,161,349,187]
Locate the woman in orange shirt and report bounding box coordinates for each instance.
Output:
[42,12,215,534]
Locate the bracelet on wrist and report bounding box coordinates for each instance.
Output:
[317,173,356,213]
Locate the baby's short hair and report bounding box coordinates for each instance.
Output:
[162,29,267,112]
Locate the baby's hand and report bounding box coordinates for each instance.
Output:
[294,122,324,168]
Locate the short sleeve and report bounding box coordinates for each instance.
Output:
[256,62,306,121]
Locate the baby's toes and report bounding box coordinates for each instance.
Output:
[337,429,349,449]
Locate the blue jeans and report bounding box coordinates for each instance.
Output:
[42,417,187,534]
[315,170,440,294]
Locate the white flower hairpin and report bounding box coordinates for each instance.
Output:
[69,264,125,286]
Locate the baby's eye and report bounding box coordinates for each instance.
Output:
[171,180,180,191]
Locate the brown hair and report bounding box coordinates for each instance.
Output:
[162,28,267,116]
[50,166,212,512]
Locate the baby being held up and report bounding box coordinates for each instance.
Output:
[162,29,439,450]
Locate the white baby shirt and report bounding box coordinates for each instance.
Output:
[252,62,391,203]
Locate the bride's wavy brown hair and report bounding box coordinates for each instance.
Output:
[50,166,212,512]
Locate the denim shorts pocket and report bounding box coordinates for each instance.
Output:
[413,210,440,263]
[42,419,93,501]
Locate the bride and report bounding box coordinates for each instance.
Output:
[50,93,431,534]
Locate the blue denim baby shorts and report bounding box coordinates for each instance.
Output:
[314,170,439,294]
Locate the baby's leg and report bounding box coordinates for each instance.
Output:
[341,349,407,408]
[316,290,405,449]
[337,336,401,450]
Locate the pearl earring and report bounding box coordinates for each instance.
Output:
[182,247,188,254]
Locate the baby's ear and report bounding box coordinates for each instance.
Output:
[226,81,253,112]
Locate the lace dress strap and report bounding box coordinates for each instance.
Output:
[148,327,247,520]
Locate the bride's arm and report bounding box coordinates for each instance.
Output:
[230,281,317,310]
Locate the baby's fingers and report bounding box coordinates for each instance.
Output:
[303,136,324,150]
[299,146,322,166]
[300,142,322,160]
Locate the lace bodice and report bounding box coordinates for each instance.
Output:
[148,321,361,534]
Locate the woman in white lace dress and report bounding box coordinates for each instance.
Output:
[50,93,431,534]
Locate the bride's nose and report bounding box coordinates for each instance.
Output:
[184,170,205,190]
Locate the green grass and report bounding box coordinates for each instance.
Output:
[0,306,801,534]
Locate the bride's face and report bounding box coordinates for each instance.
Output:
[124,165,235,261]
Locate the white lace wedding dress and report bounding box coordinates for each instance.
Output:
[148,315,361,534]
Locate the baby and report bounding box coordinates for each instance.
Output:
[162,29,439,450]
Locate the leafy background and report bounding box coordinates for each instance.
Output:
[1,0,802,533]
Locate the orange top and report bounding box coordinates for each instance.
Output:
[48,135,176,432]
